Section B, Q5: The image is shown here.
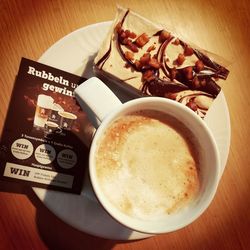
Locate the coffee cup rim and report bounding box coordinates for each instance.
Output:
[58,111,77,119]
[89,96,220,234]
[45,121,59,126]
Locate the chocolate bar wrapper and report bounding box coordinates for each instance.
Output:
[94,6,230,118]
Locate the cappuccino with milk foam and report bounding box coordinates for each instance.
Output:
[95,110,200,220]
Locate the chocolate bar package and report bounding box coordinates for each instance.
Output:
[94,6,230,118]
[0,58,94,193]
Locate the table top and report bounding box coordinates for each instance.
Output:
[0,0,250,249]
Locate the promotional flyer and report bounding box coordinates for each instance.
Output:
[0,58,94,194]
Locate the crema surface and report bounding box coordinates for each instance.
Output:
[95,110,200,220]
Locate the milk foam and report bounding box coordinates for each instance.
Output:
[37,94,54,109]
[95,110,200,220]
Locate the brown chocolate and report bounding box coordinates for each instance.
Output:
[94,7,230,118]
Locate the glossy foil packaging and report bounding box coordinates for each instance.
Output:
[94,6,230,118]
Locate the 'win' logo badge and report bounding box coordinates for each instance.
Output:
[10,167,30,177]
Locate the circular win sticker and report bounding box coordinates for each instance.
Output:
[57,149,77,169]
[11,138,34,160]
[34,144,56,165]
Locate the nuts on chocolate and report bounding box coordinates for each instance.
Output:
[124,29,137,39]
[147,45,156,52]
[140,53,151,65]
[149,58,161,69]
[115,22,122,34]
[172,38,180,45]
[170,67,178,81]
[126,40,139,52]
[135,33,149,47]
[175,53,185,66]
[195,60,204,72]
[184,45,194,56]
[183,66,193,80]
[134,60,142,70]
[159,30,171,43]
[143,70,155,82]
[186,100,198,111]
[192,76,201,88]
[125,51,134,61]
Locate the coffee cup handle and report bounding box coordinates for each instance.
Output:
[74,77,122,123]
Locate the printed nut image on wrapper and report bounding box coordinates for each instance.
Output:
[0,58,94,193]
[94,6,230,118]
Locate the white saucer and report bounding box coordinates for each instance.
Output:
[33,21,231,240]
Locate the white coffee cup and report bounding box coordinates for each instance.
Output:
[74,77,220,234]
[33,94,54,128]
